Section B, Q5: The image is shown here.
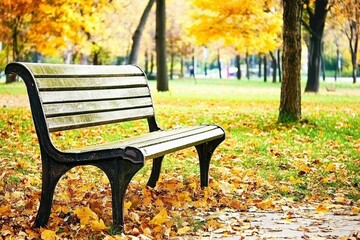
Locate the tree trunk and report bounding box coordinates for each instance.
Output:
[277,49,282,82]
[258,54,262,78]
[349,20,358,83]
[279,0,302,122]
[128,0,155,65]
[304,0,328,92]
[180,55,184,78]
[217,48,222,79]
[235,54,241,80]
[245,52,249,80]
[170,52,174,80]
[150,53,154,75]
[145,50,149,75]
[269,51,277,83]
[335,42,339,81]
[156,0,169,91]
[263,55,267,82]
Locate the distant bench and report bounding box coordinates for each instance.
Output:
[5,62,225,232]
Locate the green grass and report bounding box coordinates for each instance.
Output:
[1,78,359,203]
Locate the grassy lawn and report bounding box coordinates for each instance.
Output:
[0,78,359,238]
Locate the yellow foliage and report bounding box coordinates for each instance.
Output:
[150,208,168,225]
[74,206,107,231]
[40,229,56,240]
[187,0,282,53]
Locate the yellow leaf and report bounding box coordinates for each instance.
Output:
[315,204,329,214]
[334,197,350,205]
[256,199,273,210]
[177,226,192,234]
[150,208,168,225]
[0,205,11,215]
[154,198,164,207]
[91,219,107,231]
[74,206,97,225]
[325,163,336,173]
[281,185,289,193]
[351,207,360,215]
[40,229,56,240]
[289,176,302,184]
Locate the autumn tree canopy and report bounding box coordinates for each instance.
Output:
[187,0,282,55]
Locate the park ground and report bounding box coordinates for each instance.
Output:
[0,77,359,239]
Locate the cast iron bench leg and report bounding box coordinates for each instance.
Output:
[35,155,72,227]
[146,156,164,188]
[99,158,143,232]
[196,138,224,188]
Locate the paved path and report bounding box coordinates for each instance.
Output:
[189,210,360,239]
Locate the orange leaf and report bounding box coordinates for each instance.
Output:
[315,204,329,214]
[0,205,11,215]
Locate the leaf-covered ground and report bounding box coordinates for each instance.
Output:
[0,80,359,239]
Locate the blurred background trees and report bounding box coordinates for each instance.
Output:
[0,0,358,87]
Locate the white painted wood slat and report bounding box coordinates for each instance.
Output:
[47,106,154,132]
[39,87,150,103]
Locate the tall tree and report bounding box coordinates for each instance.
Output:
[0,0,41,62]
[302,0,331,92]
[156,0,169,91]
[128,0,155,65]
[279,0,302,122]
[332,0,359,83]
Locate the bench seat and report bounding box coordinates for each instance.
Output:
[66,125,224,159]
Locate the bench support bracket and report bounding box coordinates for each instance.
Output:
[146,156,164,188]
[196,138,224,188]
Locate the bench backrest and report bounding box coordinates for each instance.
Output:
[6,63,155,133]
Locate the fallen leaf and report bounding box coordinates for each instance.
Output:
[150,208,168,225]
[177,226,192,234]
[315,204,329,214]
[40,229,56,240]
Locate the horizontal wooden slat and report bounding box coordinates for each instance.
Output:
[64,125,225,159]
[47,107,154,132]
[36,76,147,90]
[25,63,144,77]
[43,97,153,117]
[39,87,150,103]
[130,125,220,148]
[141,128,224,159]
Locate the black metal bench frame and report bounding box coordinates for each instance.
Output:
[5,62,225,232]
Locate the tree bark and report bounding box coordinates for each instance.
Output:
[349,20,358,83]
[258,54,262,78]
[217,48,222,79]
[245,52,249,80]
[156,0,169,91]
[128,0,155,65]
[279,0,302,122]
[277,49,282,82]
[269,51,277,83]
[263,55,267,82]
[304,0,329,92]
[235,54,241,80]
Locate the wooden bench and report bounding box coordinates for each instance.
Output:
[5,62,225,232]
